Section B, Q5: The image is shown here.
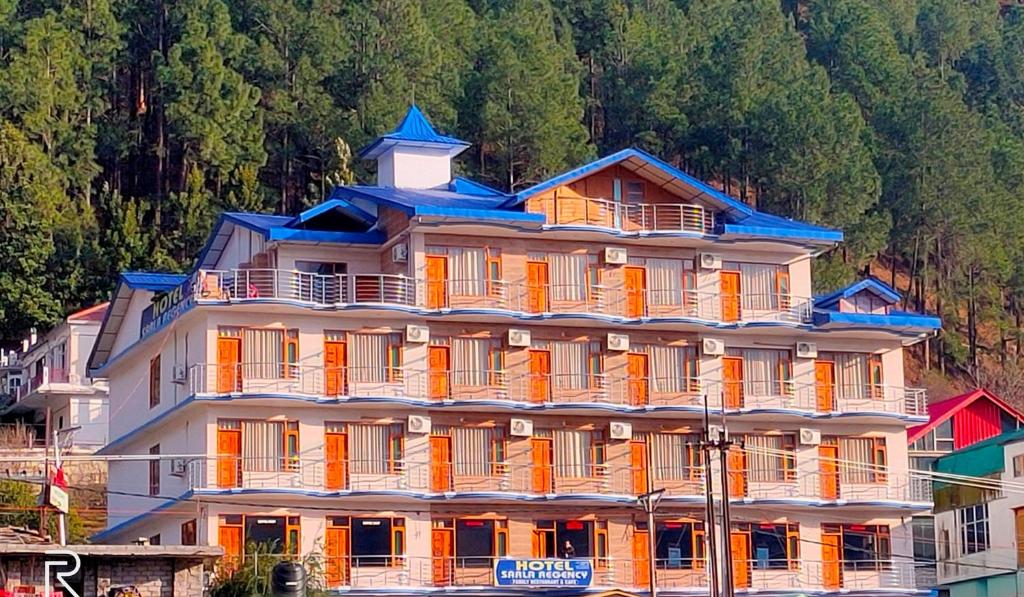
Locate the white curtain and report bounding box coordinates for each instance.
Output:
[649,433,699,480]
[452,338,490,386]
[349,334,392,382]
[453,427,491,476]
[242,420,283,471]
[350,424,388,474]
[647,259,684,306]
[744,435,788,482]
[833,353,869,400]
[243,329,283,379]
[554,430,594,477]
[644,345,694,392]
[551,341,590,389]
[449,248,486,295]
[740,264,776,310]
[840,438,874,483]
[740,350,782,397]
[549,254,587,300]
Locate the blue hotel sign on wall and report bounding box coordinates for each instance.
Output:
[493,559,593,587]
[140,278,194,338]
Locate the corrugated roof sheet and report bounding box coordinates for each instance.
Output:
[340,185,510,212]
[907,389,1024,443]
[120,272,188,291]
[358,105,468,159]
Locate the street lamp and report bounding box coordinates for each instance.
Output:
[637,488,665,597]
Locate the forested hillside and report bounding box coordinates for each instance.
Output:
[1,0,1023,396]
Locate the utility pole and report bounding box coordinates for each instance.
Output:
[39,407,50,539]
[704,398,739,597]
[701,393,720,597]
[54,428,66,546]
[637,488,663,597]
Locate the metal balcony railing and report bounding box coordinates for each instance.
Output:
[529,195,717,234]
[193,269,813,324]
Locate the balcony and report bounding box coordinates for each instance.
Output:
[188,363,927,418]
[13,365,82,403]
[186,457,697,500]
[738,470,930,504]
[528,195,717,235]
[193,269,813,325]
[224,554,922,593]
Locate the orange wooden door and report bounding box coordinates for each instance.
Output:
[528,350,551,403]
[722,356,744,408]
[624,266,647,317]
[630,440,649,494]
[633,528,651,587]
[428,346,451,400]
[531,437,553,493]
[527,261,549,312]
[727,446,746,497]
[426,256,448,308]
[432,527,454,586]
[325,432,348,490]
[819,444,840,500]
[431,435,453,491]
[216,336,242,393]
[730,531,750,588]
[815,360,835,411]
[218,524,243,572]
[821,532,842,589]
[325,340,347,397]
[627,353,650,406]
[325,526,350,586]
[720,271,741,322]
[216,428,241,488]
[532,529,553,557]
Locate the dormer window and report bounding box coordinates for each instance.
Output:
[625,181,645,203]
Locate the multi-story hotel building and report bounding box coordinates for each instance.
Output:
[90,107,941,595]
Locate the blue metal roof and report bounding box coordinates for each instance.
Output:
[812,310,942,331]
[815,277,902,310]
[290,197,376,227]
[223,212,292,233]
[358,105,469,159]
[721,211,844,243]
[449,176,509,198]
[337,185,511,212]
[120,272,188,291]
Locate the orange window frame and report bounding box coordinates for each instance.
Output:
[488,343,504,386]
[781,434,797,481]
[778,355,793,395]
[486,250,502,296]
[586,256,602,301]
[149,355,161,408]
[785,524,800,570]
[872,438,888,483]
[591,431,607,474]
[775,269,791,307]
[595,520,609,569]
[391,517,406,566]
[388,424,405,473]
[283,329,299,378]
[490,428,508,475]
[284,421,300,471]
[387,338,403,382]
[286,516,301,556]
[869,355,883,398]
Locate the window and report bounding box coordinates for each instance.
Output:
[958,503,990,555]
[448,426,507,476]
[819,352,881,401]
[220,419,299,472]
[734,523,799,569]
[645,433,702,480]
[824,524,891,570]
[934,419,955,451]
[553,429,605,477]
[625,181,644,202]
[487,250,502,296]
[632,257,691,307]
[349,423,404,474]
[911,516,935,561]
[284,329,299,378]
[284,421,300,471]
[339,517,405,566]
[637,344,699,393]
[724,262,787,310]
[149,534,161,546]
[149,444,160,496]
[537,340,602,390]
[744,435,796,482]
[535,520,599,559]
[244,516,295,554]
[434,518,508,568]
[728,349,792,397]
[1014,454,1024,477]
[426,246,489,296]
[149,355,161,408]
[655,520,705,569]
[349,333,403,383]
[839,437,887,483]
[529,252,589,301]
[181,520,197,545]
[450,337,501,386]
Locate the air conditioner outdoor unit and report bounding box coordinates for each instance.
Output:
[795,342,818,359]
[172,364,187,384]
[607,333,630,352]
[510,418,534,437]
[799,428,822,446]
[604,247,628,265]
[508,329,532,347]
[700,253,723,270]
[170,458,187,477]
[405,324,429,343]
[702,337,725,356]
[609,421,633,440]
[408,415,431,434]
[392,243,409,263]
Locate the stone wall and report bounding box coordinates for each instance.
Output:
[0,553,208,597]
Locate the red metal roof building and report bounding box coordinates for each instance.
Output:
[908,388,1024,453]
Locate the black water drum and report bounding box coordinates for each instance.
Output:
[270,561,306,596]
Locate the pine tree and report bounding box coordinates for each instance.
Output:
[468,0,592,190]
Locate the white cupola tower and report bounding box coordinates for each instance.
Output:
[358,105,469,189]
